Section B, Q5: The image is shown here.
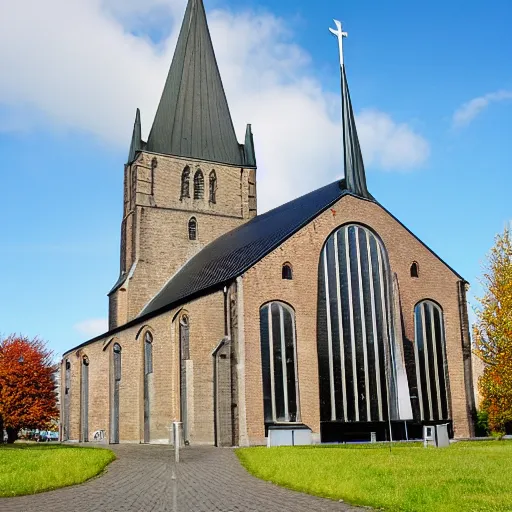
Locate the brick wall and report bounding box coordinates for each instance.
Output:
[241,194,472,442]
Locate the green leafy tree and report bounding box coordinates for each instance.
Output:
[474,227,512,433]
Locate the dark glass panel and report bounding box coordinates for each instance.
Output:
[424,303,439,420]
[113,344,122,382]
[259,306,273,422]
[415,306,430,420]
[283,307,297,422]
[370,235,388,420]
[271,303,285,421]
[359,229,379,422]
[433,306,449,419]
[317,251,332,422]
[145,334,153,375]
[339,228,355,421]
[348,226,367,422]
[327,236,343,421]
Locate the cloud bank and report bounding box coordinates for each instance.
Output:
[0,0,429,211]
[453,90,512,128]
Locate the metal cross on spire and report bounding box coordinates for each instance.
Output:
[329,19,348,67]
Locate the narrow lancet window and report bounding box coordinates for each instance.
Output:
[194,170,204,199]
[181,167,190,200]
[282,263,293,280]
[259,302,299,423]
[144,332,153,375]
[411,262,419,278]
[111,343,122,444]
[413,300,450,422]
[81,356,89,442]
[209,170,217,203]
[188,217,197,240]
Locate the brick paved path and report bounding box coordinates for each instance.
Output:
[1,445,365,512]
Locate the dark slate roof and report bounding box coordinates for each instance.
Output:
[145,0,246,166]
[140,181,348,316]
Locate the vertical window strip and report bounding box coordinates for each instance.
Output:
[366,232,383,421]
[438,309,450,419]
[413,312,425,421]
[279,305,289,421]
[428,303,443,420]
[355,227,371,421]
[334,231,348,421]
[268,305,277,421]
[420,304,434,419]
[291,310,300,422]
[345,227,359,421]
[323,248,337,421]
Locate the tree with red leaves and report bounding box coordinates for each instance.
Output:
[0,335,58,443]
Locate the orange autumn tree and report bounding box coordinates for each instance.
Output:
[0,335,58,443]
[474,227,512,433]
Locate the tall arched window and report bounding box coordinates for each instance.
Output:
[260,302,299,423]
[411,261,419,278]
[180,166,190,200]
[209,170,217,204]
[111,343,122,444]
[81,356,89,442]
[63,359,71,440]
[414,300,450,421]
[194,169,204,199]
[179,315,190,442]
[188,217,197,240]
[317,224,412,425]
[143,332,153,443]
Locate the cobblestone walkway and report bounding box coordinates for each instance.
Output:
[1,444,364,512]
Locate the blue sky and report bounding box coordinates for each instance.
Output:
[0,0,510,359]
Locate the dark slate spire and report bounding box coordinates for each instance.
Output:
[127,108,142,164]
[146,0,244,166]
[330,20,370,199]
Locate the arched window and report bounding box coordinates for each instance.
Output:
[209,170,217,203]
[194,170,204,199]
[414,300,450,421]
[81,356,89,442]
[144,332,153,375]
[179,315,190,442]
[260,302,299,423]
[282,263,293,280]
[180,167,190,200]
[111,343,122,444]
[188,217,197,240]
[411,261,419,278]
[317,224,412,425]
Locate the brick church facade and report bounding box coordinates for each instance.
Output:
[60,0,476,445]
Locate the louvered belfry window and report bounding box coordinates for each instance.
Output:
[414,300,450,421]
[194,170,204,199]
[259,302,299,423]
[209,170,217,203]
[181,167,190,200]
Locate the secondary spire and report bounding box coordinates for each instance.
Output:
[330,20,370,199]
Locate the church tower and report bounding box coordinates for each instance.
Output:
[108,0,257,329]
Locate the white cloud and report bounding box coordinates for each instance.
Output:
[74,318,109,338]
[0,0,429,211]
[452,90,512,128]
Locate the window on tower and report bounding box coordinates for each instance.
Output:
[209,170,217,203]
[194,170,204,199]
[188,217,197,240]
[180,167,190,200]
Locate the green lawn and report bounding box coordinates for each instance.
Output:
[0,444,116,497]
[236,441,512,512]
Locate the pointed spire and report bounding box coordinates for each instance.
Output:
[127,108,142,164]
[146,0,245,166]
[243,124,256,167]
[330,20,371,199]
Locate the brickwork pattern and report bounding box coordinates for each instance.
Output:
[2,445,362,512]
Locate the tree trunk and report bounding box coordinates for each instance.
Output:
[6,427,18,444]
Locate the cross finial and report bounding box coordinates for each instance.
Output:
[329,19,348,67]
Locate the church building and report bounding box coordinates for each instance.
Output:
[61,0,476,445]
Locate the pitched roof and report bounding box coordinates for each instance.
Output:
[140,181,348,316]
[145,0,248,167]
